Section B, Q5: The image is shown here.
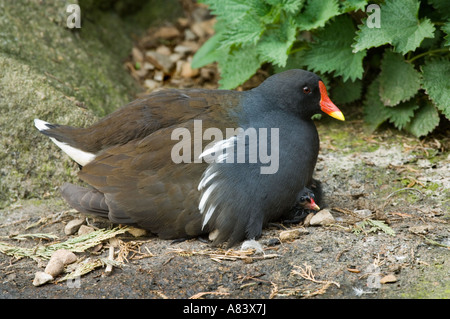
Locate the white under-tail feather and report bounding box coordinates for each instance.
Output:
[34,119,96,166]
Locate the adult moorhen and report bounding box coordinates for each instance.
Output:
[34,69,344,247]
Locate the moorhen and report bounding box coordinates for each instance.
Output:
[282,184,322,225]
[34,69,344,247]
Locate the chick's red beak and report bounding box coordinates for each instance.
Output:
[319,81,345,121]
[307,198,320,211]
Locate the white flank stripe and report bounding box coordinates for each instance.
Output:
[216,152,228,163]
[202,204,217,229]
[198,182,218,213]
[198,171,218,191]
[198,166,214,190]
[198,136,236,159]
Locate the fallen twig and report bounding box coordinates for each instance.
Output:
[289,263,340,298]
[0,233,59,241]
[116,239,155,262]
[168,247,279,263]
[292,263,340,288]
[189,291,231,299]
[385,187,424,202]
[105,238,118,275]
[0,226,130,262]
[413,233,450,249]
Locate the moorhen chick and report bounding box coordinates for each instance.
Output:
[34,69,344,247]
[282,182,323,225]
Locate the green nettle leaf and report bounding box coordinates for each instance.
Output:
[194,0,447,136]
[257,18,297,67]
[428,0,450,19]
[302,15,366,81]
[218,45,262,89]
[339,0,368,13]
[363,78,390,130]
[191,33,224,69]
[443,23,450,47]
[379,50,421,106]
[421,59,450,119]
[405,101,440,137]
[353,0,435,54]
[265,0,305,14]
[385,99,420,130]
[220,13,265,47]
[331,78,363,105]
[202,0,254,23]
[294,0,340,31]
[273,49,308,73]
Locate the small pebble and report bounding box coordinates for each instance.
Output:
[174,44,193,55]
[44,249,77,278]
[146,51,175,74]
[180,61,199,78]
[52,249,77,265]
[45,257,65,277]
[409,225,432,235]
[303,212,315,227]
[153,26,180,39]
[126,226,147,237]
[309,209,335,226]
[154,70,164,82]
[144,79,159,91]
[143,62,155,70]
[131,47,144,62]
[78,225,95,236]
[33,272,53,287]
[155,45,171,56]
[354,209,373,218]
[184,29,197,41]
[279,228,309,242]
[380,274,397,284]
[266,238,281,246]
[240,239,263,254]
[64,218,86,235]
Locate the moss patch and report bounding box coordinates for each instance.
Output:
[0,0,182,208]
[400,257,450,299]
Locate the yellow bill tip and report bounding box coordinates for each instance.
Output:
[329,111,345,121]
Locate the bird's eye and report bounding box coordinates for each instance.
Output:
[302,86,311,94]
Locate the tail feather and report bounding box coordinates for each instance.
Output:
[60,183,136,225]
[60,183,109,218]
[34,119,96,166]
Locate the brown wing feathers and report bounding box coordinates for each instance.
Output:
[57,89,241,238]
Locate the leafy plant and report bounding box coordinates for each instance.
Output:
[192,0,450,137]
[352,219,396,236]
